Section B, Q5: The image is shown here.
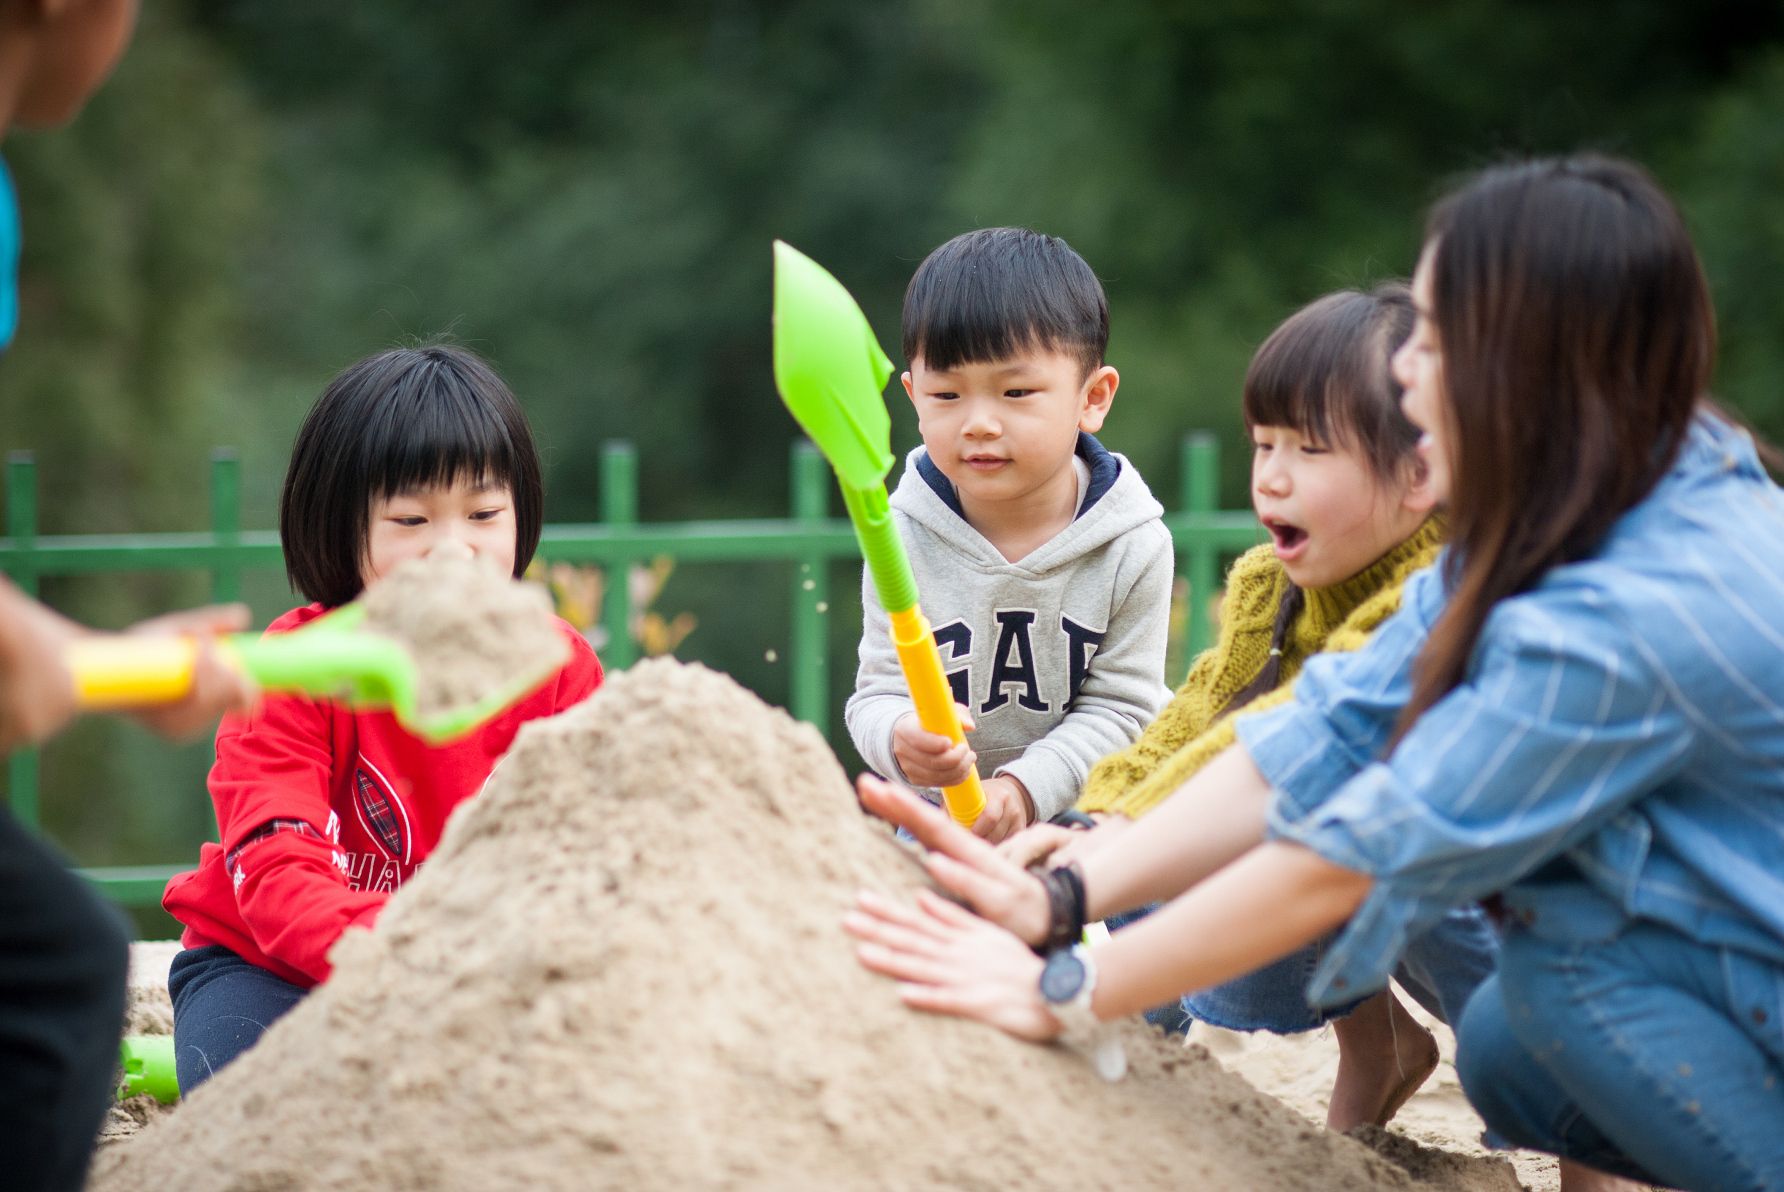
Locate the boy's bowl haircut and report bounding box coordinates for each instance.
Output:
[902,227,1108,377]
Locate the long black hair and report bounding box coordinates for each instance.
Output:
[1393,155,1713,743]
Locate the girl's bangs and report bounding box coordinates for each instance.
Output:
[363,378,522,499]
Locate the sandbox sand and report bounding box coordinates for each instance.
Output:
[93,661,1525,1191]
[358,551,568,720]
[1192,1013,1564,1191]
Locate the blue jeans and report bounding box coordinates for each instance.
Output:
[1112,902,1499,1034]
[1456,918,1784,1190]
[169,945,307,1093]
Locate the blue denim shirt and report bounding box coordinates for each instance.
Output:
[1238,413,1784,1007]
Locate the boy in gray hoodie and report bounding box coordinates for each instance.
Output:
[846,227,1173,842]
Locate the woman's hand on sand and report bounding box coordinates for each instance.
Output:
[845,887,1059,1041]
[856,774,1052,947]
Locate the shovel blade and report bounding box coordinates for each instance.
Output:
[772,240,896,491]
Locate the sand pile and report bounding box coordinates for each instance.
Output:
[92,661,1520,1191]
[358,551,568,719]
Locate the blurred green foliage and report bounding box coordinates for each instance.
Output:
[2,0,1782,894]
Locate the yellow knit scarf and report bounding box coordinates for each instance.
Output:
[1076,517,1444,819]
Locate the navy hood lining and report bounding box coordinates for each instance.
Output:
[915,432,1120,522]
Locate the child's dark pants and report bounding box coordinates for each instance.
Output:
[168,944,306,1093]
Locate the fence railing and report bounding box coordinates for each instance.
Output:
[1,435,1260,905]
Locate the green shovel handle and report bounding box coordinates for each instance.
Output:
[223,629,417,713]
[841,485,918,616]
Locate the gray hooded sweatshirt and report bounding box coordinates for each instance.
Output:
[846,433,1174,822]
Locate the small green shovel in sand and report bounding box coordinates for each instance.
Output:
[118,1035,178,1105]
[63,604,541,744]
[772,240,985,827]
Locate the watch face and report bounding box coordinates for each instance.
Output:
[1039,949,1087,1004]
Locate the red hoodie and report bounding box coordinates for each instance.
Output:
[163,603,603,987]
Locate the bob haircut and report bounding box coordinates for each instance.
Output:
[278,344,543,608]
[901,227,1108,378]
[1218,283,1424,716]
[1243,282,1420,484]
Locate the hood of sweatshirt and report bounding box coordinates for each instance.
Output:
[890,433,1164,576]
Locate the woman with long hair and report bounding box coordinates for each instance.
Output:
[845,155,1784,1190]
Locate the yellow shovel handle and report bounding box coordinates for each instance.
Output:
[64,637,207,709]
[889,606,985,826]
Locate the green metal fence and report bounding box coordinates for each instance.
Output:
[0,434,1259,905]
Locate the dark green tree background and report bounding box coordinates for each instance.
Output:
[2,1,1780,926]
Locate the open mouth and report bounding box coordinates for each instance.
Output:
[1263,518,1309,558]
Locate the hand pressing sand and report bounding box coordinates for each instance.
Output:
[357,550,569,721]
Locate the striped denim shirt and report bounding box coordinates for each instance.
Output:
[1237,413,1784,1007]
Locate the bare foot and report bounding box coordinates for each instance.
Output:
[1557,1157,1654,1192]
[1327,988,1440,1132]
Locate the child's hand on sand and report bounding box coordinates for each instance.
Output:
[970,774,1033,843]
[1065,811,1133,859]
[997,822,1078,868]
[999,811,1134,871]
[891,706,976,787]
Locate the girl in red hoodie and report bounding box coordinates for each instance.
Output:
[162,344,603,1091]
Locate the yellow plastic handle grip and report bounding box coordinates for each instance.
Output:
[64,637,203,709]
[889,606,984,826]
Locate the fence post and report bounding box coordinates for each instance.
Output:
[210,448,242,605]
[790,441,830,735]
[6,452,38,826]
[600,441,639,670]
[1181,433,1220,656]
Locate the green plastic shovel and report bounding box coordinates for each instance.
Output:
[63,603,552,744]
[117,1035,178,1105]
[772,240,984,826]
